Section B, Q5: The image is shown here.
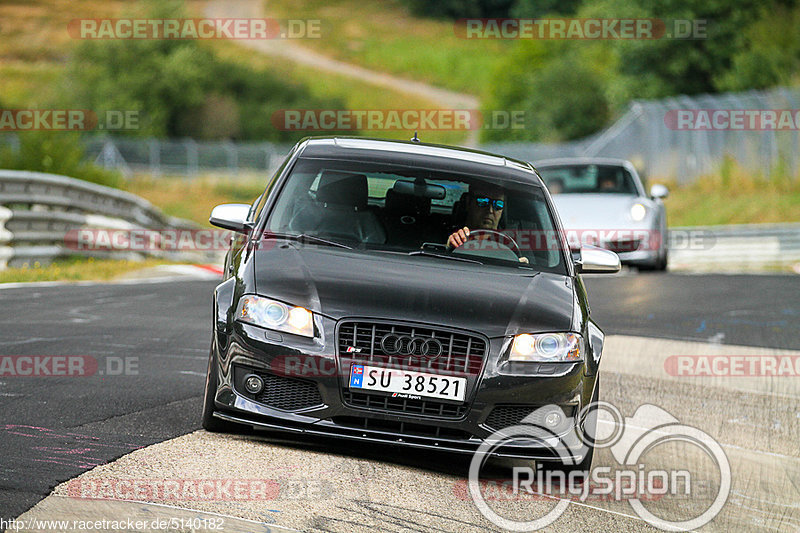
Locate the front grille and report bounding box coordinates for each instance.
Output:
[338,321,487,375]
[250,371,324,411]
[343,390,467,418]
[484,405,576,433]
[330,416,473,441]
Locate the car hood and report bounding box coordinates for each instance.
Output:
[253,245,574,338]
[552,193,650,229]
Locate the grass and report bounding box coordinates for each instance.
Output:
[0,256,175,283]
[264,0,509,96]
[212,40,469,145]
[663,167,800,227]
[123,174,268,226]
[0,62,63,107]
[0,0,470,145]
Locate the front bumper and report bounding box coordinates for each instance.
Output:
[210,321,597,460]
[615,248,660,266]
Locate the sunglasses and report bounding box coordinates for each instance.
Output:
[474,196,505,210]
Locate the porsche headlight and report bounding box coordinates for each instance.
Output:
[509,332,583,362]
[237,295,314,337]
[630,203,647,221]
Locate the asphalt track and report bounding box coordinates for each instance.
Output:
[1,272,798,530]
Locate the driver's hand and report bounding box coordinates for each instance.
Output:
[447,226,470,250]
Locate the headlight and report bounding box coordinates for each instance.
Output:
[630,203,647,221]
[509,332,583,362]
[236,295,314,337]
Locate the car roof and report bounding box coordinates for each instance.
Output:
[295,137,543,185]
[533,157,635,168]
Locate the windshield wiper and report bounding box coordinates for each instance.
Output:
[406,250,483,264]
[262,232,353,249]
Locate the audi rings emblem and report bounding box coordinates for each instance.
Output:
[380,334,443,359]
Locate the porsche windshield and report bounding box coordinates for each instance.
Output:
[263,158,568,274]
[538,164,639,195]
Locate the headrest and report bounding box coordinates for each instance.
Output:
[316,171,368,209]
[385,188,431,217]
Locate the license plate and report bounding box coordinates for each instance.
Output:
[349,364,466,402]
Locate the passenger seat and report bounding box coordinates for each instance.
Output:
[289,171,386,244]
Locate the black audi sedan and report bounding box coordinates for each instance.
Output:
[203,137,620,469]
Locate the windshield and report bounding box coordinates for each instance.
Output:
[538,164,639,195]
[263,158,567,274]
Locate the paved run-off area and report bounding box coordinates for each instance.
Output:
[2,273,799,532]
[14,334,800,532]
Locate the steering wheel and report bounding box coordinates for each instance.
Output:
[463,229,522,256]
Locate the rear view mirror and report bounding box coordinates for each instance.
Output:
[209,203,252,233]
[392,179,446,199]
[575,245,621,274]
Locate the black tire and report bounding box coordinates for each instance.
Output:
[538,377,600,481]
[656,247,668,271]
[201,342,245,433]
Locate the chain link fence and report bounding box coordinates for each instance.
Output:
[2,87,799,183]
[484,86,800,185]
[84,137,293,178]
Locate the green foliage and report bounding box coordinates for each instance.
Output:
[510,0,581,17]
[401,0,580,18]
[483,0,800,142]
[402,0,515,18]
[0,132,123,188]
[65,0,348,142]
[716,4,800,91]
[482,42,609,142]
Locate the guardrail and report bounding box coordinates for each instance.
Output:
[668,223,800,271]
[0,170,208,269]
[2,168,796,272]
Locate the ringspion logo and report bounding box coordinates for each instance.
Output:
[467,402,730,530]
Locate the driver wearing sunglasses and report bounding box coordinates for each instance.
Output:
[446,187,530,263]
[446,186,506,249]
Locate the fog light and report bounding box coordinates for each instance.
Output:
[244,374,263,394]
[544,411,562,428]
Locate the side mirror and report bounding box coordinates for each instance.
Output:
[209,203,252,233]
[575,244,620,274]
[650,184,669,199]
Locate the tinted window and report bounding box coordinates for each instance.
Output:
[264,158,567,274]
[538,164,638,195]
